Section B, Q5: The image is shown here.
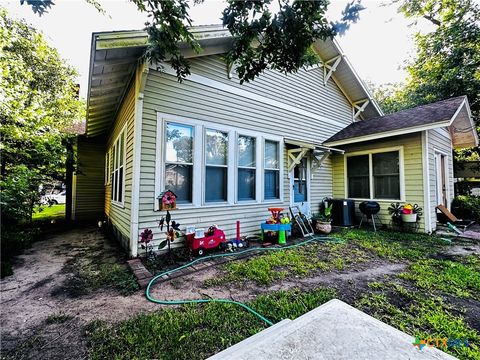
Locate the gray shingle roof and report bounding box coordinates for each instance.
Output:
[324,96,466,144]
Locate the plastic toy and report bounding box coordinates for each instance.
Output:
[186,225,227,256]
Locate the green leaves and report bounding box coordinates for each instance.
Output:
[0,9,85,224]
[377,0,479,160]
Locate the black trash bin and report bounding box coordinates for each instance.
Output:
[327,199,356,226]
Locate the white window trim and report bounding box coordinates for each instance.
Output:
[236,133,258,203]
[204,128,229,205]
[263,139,283,202]
[111,124,127,208]
[104,150,110,185]
[433,148,450,210]
[343,146,405,202]
[154,112,284,210]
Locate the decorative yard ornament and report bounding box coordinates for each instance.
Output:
[158,190,177,211]
[139,228,155,258]
[158,210,181,262]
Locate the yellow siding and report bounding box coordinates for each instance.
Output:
[136,55,350,253]
[104,81,136,249]
[332,133,426,232]
[74,136,105,220]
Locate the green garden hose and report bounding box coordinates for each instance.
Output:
[145,235,344,326]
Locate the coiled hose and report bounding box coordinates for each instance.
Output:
[146,235,344,326]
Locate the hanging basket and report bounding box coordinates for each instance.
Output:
[401,213,417,223]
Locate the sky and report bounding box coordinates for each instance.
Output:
[2,0,434,98]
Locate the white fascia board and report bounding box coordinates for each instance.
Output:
[323,120,451,147]
[153,63,348,129]
[331,38,384,116]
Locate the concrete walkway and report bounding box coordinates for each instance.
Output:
[210,299,457,360]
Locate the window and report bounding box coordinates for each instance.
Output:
[264,140,280,200]
[346,149,401,200]
[111,128,126,204]
[165,123,194,203]
[347,155,370,198]
[238,135,256,201]
[104,151,110,185]
[373,151,400,199]
[205,129,228,202]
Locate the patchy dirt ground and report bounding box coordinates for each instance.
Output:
[2,227,479,359]
[0,227,152,360]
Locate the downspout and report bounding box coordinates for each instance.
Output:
[129,63,149,258]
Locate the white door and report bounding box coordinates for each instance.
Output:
[435,152,448,208]
[290,157,310,213]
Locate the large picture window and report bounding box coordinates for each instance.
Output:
[264,140,280,200]
[165,123,193,203]
[205,129,228,202]
[346,149,401,200]
[238,135,256,201]
[111,128,126,205]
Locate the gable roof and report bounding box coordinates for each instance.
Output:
[85,25,382,137]
[323,96,478,149]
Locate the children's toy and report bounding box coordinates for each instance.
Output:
[261,208,291,244]
[186,225,227,256]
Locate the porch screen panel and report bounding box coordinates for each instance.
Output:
[165,123,193,203]
[238,135,256,201]
[205,129,228,202]
[373,151,400,199]
[264,140,279,200]
[347,155,369,198]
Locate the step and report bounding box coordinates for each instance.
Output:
[210,299,457,360]
[208,319,292,359]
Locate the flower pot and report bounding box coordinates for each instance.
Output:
[401,213,417,223]
[315,221,332,234]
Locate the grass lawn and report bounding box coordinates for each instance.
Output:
[32,204,65,221]
[86,229,480,360]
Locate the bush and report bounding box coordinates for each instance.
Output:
[451,195,480,222]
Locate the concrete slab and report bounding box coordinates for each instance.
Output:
[209,299,457,360]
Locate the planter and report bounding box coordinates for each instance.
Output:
[315,221,332,234]
[401,213,417,223]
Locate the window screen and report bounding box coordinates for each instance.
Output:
[165,123,194,203]
[238,136,256,201]
[205,129,228,202]
[264,140,279,200]
[373,151,400,199]
[347,155,370,198]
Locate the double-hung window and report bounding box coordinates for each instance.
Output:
[111,128,126,205]
[346,149,401,200]
[205,129,228,202]
[264,140,280,200]
[237,135,256,201]
[104,151,110,185]
[165,122,194,203]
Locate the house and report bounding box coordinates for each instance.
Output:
[72,25,478,257]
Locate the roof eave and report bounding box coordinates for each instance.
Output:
[323,120,452,147]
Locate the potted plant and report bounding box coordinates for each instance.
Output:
[401,203,423,223]
[313,203,333,234]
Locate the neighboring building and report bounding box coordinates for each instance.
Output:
[72,26,478,257]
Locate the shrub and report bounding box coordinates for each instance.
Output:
[451,195,480,222]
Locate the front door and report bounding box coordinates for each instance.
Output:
[291,157,310,208]
[435,152,448,207]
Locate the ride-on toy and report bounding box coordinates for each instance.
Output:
[186,226,226,256]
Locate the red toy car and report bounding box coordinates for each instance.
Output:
[186,227,226,256]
